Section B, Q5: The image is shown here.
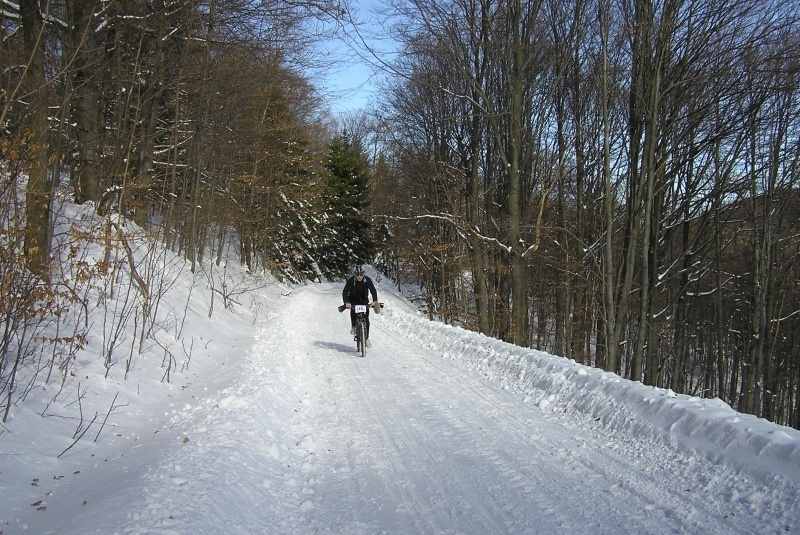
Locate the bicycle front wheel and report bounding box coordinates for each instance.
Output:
[357,322,367,357]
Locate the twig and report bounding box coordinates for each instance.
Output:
[181,337,195,372]
[110,220,149,301]
[58,412,98,458]
[94,392,120,442]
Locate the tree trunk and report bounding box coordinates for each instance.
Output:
[69,0,102,206]
[508,0,528,346]
[468,141,490,334]
[467,10,490,336]
[599,0,618,373]
[20,0,51,280]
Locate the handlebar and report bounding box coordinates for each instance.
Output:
[338,302,384,313]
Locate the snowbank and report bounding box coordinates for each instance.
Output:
[383,303,800,486]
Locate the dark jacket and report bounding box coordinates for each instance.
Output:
[343,275,378,305]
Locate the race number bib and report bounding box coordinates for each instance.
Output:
[354,305,367,314]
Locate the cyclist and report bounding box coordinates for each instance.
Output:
[342,265,379,347]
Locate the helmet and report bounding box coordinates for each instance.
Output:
[354,265,365,275]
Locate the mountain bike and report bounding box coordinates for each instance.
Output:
[338,302,383,357]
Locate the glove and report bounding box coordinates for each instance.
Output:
[374,302,381,314]
[338,304,346,313]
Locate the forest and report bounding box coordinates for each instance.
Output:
[2,0,799,429]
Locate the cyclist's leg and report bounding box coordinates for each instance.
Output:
[365,308,370,339]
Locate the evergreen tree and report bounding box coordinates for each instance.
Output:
[318,132,374,279]
[265,141,322,282]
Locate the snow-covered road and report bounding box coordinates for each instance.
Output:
[261,284,795,535]
[2,280,798,534]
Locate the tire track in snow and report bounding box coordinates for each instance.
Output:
[280,287,517,533]
[372,322,613,534]
[332,354,511,534]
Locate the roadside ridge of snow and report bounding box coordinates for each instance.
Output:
[382,304,800,486]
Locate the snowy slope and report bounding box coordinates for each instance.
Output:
[1,267,799,534]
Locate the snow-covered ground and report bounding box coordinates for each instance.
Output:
[1,248,799,534]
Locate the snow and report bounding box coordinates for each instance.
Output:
[1,228,800,534]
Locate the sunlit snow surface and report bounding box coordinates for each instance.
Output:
[0,215,798,534]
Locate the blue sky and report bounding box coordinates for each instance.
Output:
[321,53,377,113]
[315,0,393,114]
